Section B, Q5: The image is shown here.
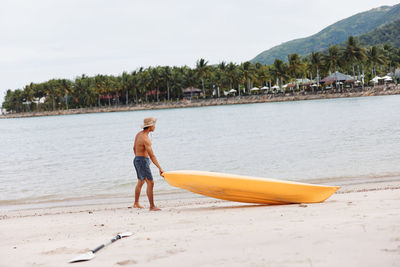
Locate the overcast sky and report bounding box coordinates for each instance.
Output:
[1,0,399,104]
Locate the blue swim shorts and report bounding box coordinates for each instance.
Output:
[133,156,153,181]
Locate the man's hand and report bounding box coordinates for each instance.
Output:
[159,168,165,177]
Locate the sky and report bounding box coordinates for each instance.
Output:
[1,0,399,105]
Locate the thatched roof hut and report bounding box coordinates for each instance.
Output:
[321,72,354,84]
[183,87,203,98]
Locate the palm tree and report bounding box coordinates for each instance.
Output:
[195,58,209,97]
[343,36,365,79]
[29,82,44,111]
[183,67,197,99]
[74,74,95,108]
[161,66,172,101]
[226,62,240,93]
[8,89,25,112]
[109,75,120,105]
[121,72,130,105]
[256,65,271,88]
[101,76,112,106]
[323,45,342,88]
[94,75,107,106]
[382,44,396,73]
[2,90,15,112]
[136,67,149,103]
[271,59,288,89]
[128,70,139,105]
[209,62,227,97]
[287,53,302,80]
[21,83,34,112]
[170,66,185,100]
[366,46,385,77]
[149,67,161,102]
[309,52,323,85]
[46,79,62,111]
[324,45,341,73]
[136,69,148,102]
[392,48,400,71]
[58,79,72,110]
[85,76,97,107]
[240,61,255,94]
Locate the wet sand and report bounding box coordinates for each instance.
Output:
[0,179,399,267]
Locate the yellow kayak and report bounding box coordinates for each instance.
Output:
[163,170,340,204]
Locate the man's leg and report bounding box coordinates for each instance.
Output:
[134,179,145,208]
[145,178,160,211]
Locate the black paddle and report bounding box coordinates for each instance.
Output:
[69,232,133,263]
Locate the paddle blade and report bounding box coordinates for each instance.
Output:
[119,232,133,238]
[69,251,95,263]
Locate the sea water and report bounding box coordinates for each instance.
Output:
[1,95,399,209]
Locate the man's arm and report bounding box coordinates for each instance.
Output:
[133,134,137,155]
[144,138,164,176]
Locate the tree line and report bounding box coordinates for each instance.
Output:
[2,36,400,113]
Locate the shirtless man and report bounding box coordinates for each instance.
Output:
[133,117,164,211]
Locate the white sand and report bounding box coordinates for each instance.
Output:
[1,180,399,267]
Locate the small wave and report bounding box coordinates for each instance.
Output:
[0,187,187,211]
[303,173,400,185]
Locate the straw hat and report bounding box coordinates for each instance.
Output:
[142,117,157,128]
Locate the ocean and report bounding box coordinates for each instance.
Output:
[1,95,399,210]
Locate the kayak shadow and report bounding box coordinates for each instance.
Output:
[184,203,288,211]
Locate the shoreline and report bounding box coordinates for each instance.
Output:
[2,178,399,218]
[1,175,399,212]
[1,86,399,119]
[1,179,399,266]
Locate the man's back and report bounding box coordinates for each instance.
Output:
[134,131,150,157]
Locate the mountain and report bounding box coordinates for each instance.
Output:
[358,18,400,48]
[251,3,400,65]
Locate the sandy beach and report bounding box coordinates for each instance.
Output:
[1,178,399,267]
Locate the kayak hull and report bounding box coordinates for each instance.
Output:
[163,170,340,204]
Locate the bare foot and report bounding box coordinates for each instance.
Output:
[149,206,161,211]
[133,203,144,209]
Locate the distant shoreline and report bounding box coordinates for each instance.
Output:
[2,86,399,119]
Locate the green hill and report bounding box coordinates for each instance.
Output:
[251,3,400,64]
[358,18,400,47]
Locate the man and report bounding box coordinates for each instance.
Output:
[133,117,164,211]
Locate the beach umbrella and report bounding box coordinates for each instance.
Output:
[228,89,237,93]
[261,86,269,90]
[382,75,392,81]
[370,76,381,83]
[250,87,260,91]
[69,232,133,263]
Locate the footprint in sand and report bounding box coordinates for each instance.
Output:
[41,247,83,255]
[116,259,138,265]
[145,249,186,262]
